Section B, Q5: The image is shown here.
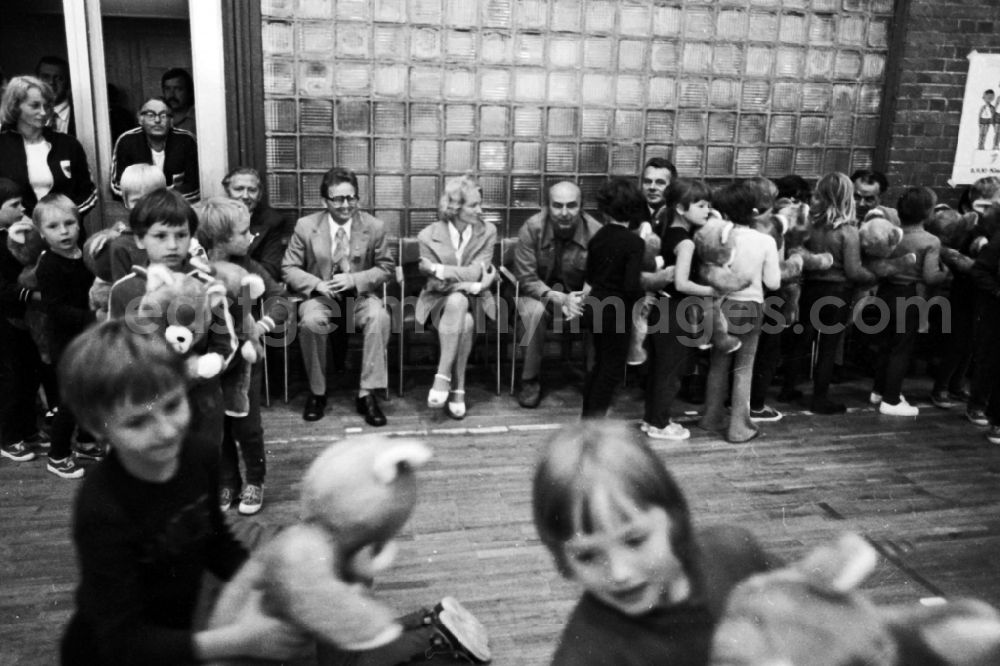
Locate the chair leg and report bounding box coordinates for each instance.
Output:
[262,345,271,408]
[283,333,290,404]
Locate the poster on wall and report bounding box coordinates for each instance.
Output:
[951,51,1000,185]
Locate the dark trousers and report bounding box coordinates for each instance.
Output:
[220,362,266,488]
[582,303,632,419]
[980,299,1000,424]
[969,295,996,412]
[872,283,920,406]
[750,302,783,411]
[644,297,695,429]
[0,318,41,445]
[188,377,224,459]
[933,289,975,395]
[783,281,853,400]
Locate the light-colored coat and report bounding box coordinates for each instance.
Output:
[282,210,393,298]
[415,220,497,324]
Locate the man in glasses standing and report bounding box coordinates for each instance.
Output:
[282,167,394,426]
[110,97,199,203]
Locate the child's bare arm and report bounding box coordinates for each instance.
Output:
[675,239,715,297]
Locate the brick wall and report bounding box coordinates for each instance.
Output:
[884,0,1000,204]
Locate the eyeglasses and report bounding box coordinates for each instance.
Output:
[323,195,359,206]
[139,111,173,121]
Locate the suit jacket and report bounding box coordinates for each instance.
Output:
[281,210,393,298]
[415,219,497,324]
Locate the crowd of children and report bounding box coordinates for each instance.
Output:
[4,168,1000,664]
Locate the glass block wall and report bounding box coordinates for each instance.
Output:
[260,0,893,238]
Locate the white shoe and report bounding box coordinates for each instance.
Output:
[645,422,691,441]
[869,391,882,405]
[428,373,451,408]
[879,399,918,416]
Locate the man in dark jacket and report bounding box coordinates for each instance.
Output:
[110,97,199,203]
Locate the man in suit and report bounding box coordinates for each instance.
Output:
[36,56,74,136]
[640,157,677,235]
[282,166,393,425]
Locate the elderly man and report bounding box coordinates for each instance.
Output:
[282,167,393,425]
[223,167,289,281]
[162,68,196,135]
[36,56,73,135]
[110,97,199,202]
[512,181,602,408]
[640,157,677,234]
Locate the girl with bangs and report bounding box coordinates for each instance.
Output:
[533,421,774,666]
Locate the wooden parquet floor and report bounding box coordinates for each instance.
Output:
[3,366,1000,665]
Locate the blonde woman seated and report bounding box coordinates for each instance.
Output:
[415,174,497,419]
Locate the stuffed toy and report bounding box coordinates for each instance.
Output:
[711,532,1000,666]
[626,220,664,366]
[6,218,45,290]
[927,206,979,274]
[858,212,918,281]
[693,216,750,353]
[82,221,128,317]
[6,219,52,362]
[138,263,232,381]
[208,260,266,417]
[753,202,831,327]
[206,436,492,665]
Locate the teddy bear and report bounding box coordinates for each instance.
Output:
[765,199,835,326]
[82,221,128,317]
[710,532,1000,666]
[926,206,979,275]
[208,260,266,417]
[205,436,492,666]
[138,263,233,381]
[626,219,666,366]
[858,212,918,282]
[6,218,53,362]
[693,216,750,353]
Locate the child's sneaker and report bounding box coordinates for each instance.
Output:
[645,422,691,441]
[967,408,989,427]
[422,597,491,663]
[750,405,783,422]
[1,440,37,462]
[75,443,107,461]
[930,391,956,409]
[879,399,918,417]
[219,486,236,511]
[238,484,264,515]
[47,456,85,479]
[987,425,1000,445]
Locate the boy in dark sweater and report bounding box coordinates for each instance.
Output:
[58,320,307,665]
[34,194,96,478]
[0,178,47,463]
[581,178,646,418]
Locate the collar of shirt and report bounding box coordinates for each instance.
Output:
[327,213,352,252]
[448,220,472,262]
[51,101,71,132]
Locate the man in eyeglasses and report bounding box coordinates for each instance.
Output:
[282,167,394,426]
[110,97,200,203]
